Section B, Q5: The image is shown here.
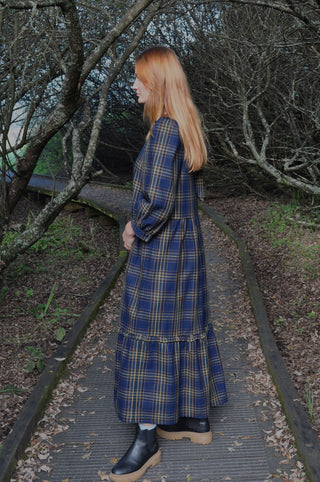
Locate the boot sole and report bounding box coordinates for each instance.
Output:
[109,449,161,482]
[156,427,212,445]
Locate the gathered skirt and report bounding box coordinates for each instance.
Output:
[114,217,227,424]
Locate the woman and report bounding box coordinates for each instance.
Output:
[110,46,227,482]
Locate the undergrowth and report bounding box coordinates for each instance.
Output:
[252,199,320,426]
[1,211,112,374]
[253,200,320,280]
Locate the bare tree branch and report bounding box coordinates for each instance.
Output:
[80,0,160,83]
[0,0,69,8]
[7,0,84,213]
[180,2,320,194]
[0,0,163,271]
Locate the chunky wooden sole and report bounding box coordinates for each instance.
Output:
[156,426,212,445]
[109,449,161,482]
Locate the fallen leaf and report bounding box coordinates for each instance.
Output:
[82,451,91,460]
[38,452,49,460]
[77,386,89,393]
[97,470,108,480]
[83,441,94,451]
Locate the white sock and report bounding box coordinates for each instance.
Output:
[139,423,156,431]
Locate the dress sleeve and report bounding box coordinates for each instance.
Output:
[131,117,180,242]
[194,169,205,201]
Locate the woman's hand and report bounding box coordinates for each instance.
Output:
[122,221,136,251]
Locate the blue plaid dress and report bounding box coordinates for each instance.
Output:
[114,117,227,424]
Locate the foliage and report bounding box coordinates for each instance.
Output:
[256,200,320,280]
[0,385,24,395]
[2,229,19,247]
[25,347,45,373]
[0,209,106,371]
[305,379,315,423]
[34,132,72,176]
[30,215,84,258]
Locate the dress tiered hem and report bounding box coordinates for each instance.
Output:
[114,324,228,424]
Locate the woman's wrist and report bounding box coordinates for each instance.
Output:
[123,221,136,250]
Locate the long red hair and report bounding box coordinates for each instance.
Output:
[135,46,207,172]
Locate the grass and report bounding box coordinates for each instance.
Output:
[253,200,320,279]
[250,198,320,427]
[30,216,84,258]
[304,379,315,423]
[0,385,24,395]
[1,211,111,373]
[3,214,94,285]
[6,281,78,357]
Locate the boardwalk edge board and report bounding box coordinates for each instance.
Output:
[201,203,320,482]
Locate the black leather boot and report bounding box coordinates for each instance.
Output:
[157,417,212,444]
[109,426,161,482]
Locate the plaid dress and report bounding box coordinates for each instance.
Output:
[114,117,227,424]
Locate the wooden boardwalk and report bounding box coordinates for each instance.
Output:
[4,176,312,481]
